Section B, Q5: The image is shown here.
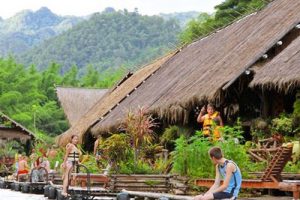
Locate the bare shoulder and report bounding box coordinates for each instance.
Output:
[226,162,237,172]
[66,143,73,149]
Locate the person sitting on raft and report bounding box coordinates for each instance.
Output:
[17,155,29,181]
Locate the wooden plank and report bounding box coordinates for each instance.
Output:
[122,189,193,200]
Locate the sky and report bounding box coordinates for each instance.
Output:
[0,0,224,19]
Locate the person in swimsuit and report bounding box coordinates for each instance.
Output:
[62,135,82,197]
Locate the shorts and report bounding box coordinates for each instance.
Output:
[17,170,29,175]
[213,192,235,199]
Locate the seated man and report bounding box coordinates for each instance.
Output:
[194,147,242,200]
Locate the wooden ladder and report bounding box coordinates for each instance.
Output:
[261,145,293,182]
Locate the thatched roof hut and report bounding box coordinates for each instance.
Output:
[0,112,35,142]
[250,35,300,92]
[57,0,300,148]
[90,0,300,134]
[56,87,108,126]
[56,52,176,146]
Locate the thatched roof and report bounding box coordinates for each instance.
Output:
[56,52,176,146]
[89,0,300,136]
[0,112,35,140]
[56,0,300,147]
[250,34,300,92]
[56,87,108,126]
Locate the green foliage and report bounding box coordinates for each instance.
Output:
[171,134,214,178]
[0,57,125,138]
[34,132,55,144]
[180,0,267,44]
[18,10,180,72]
[293,92,300,116]
[0,140,24,157]
[118,156,160,174]
[124,107,157,148]
[172,125,264,178]
[160,125,181,146]
[284,161,300,173]
[220,118,244,142]
[101,133,132,170]
[81,154,103,174]
[271,114,293,136]
[292,92,300,135]
[250,118,270,140]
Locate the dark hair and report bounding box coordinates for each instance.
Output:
[70,135,78,142]
[207,103,215,110]
[209,147,223,159]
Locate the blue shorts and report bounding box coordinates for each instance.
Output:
[213,192,235,199]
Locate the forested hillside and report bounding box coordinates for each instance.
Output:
[0,57,124,138]
[0,7,83,56]
[18,9,181,73]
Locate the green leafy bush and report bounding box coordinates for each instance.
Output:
[172,125,265,178]
[101,133,132,172]
[271,114,293,136]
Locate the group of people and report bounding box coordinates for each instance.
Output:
[58,103,242,200]
[15,147,55,182]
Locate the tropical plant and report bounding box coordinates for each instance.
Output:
[123,106,157,171]
[0,140,24,158]
[100,133,132,172]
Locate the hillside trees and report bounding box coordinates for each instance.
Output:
[0,57,125,137]
[180,0,267,44]
[18,10,181,72]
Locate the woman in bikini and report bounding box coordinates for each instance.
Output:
[62,135,82,197]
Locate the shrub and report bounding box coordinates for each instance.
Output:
[172,124,265,178]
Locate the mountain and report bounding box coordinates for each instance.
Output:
[17,10,181,73]
[0,7,84,56]
[159,11,200,27]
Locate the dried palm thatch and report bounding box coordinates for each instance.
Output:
[250,35,300,93]
[56,52,176,147]
[56,87,108,126]
[90,0,300,136]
